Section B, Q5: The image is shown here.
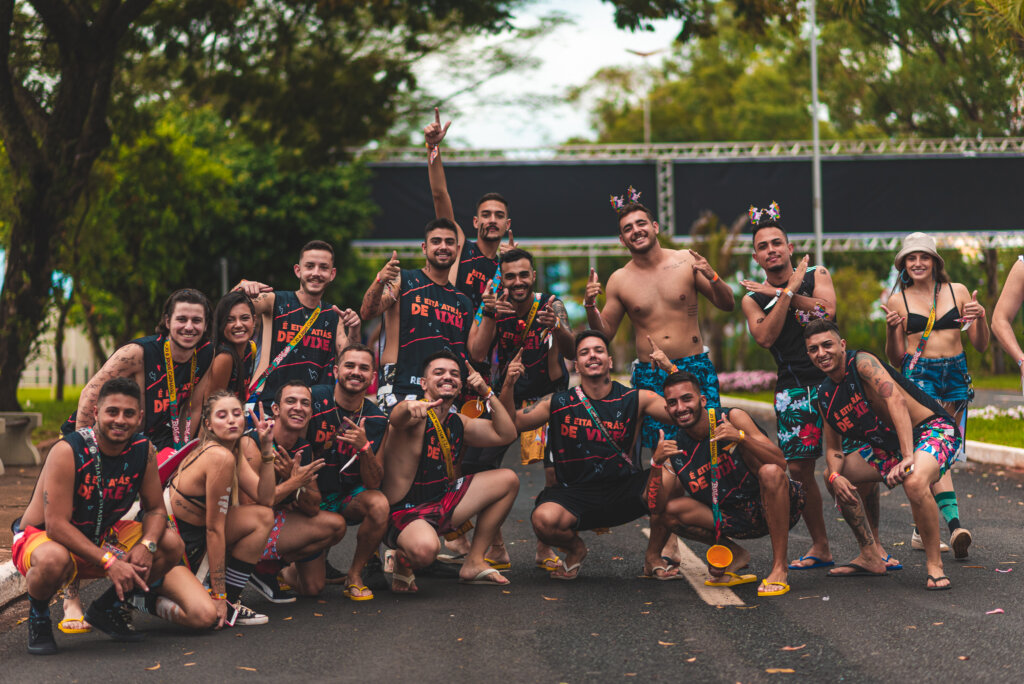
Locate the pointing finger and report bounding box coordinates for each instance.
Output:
[434,106,441,125]
[589,268,598,282]
[429,398,444,408]
[343,416,359,429]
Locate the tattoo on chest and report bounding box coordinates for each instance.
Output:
[687,303,698,317]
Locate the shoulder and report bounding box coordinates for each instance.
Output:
[949,281,971,299]
[202,443,238,468]
[363,398,387,419]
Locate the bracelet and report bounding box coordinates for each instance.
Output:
[101,551,116,570]
[482,309,495,319]
[710,272,720,283]
[783,288,794,298]
[209,589,227,601]
[261,454,275,464]
[1017,358,1024,368]
[584,302,598,309]
[737,429,746,441]
[359,442,372,454]
[376,274,385,285]
[482,389,495,401]
[828,472,840,485]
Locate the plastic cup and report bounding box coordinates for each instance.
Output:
[706,544,733,569]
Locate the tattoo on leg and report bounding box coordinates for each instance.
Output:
[839,492,875,548]
[63,583,79,600]
[672,524,717,545]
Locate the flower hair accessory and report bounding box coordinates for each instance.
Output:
[748,201,781,225]
[609,185,642,210]
[795,302,829,326]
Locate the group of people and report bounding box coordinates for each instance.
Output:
[12,109,1024,657]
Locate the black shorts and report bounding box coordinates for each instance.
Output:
[535,470,650,531]
[173,516,207,572]
[720,479,805,540]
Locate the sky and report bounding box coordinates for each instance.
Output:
[424,0,682,149]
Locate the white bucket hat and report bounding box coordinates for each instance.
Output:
[894,232,944,272]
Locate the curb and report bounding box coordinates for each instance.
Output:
[0,560,25,609]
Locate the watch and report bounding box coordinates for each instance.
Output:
[140,539,158,554]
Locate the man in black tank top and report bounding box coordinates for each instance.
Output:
[646,372,805,596]
[805,320,961,590]
[740,216,838,571]
[71,289,214,451]
[361,219,473,410]
[239,381,346,603]
[15,378,216,654]
[513,331,678,581]
[380,351,520,593]
[235,240,361,410]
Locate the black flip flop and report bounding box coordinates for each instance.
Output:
[926,574,952,591]
[827,562,888,578]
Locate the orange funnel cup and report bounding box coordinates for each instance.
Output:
[706,544,733,568]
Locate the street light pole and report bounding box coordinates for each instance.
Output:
[809,0,825,266]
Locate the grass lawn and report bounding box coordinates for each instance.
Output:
[17,387,82,442]
[972,374,1023,390]
[723,390,775,404]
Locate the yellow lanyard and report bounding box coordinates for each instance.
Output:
[163,340,197,448]
[426,407,455,482]
[708,408,722,538]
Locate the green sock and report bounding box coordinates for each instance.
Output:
[935,491,960,534]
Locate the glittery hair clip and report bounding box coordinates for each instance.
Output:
[748,201,781,225]
[795,303,829,325]
[609,185,642,210]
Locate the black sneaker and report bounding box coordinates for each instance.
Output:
[27,616,57,655]
[417,559,460,579]
[84,601,145,642]
[249,571,297,604]
[228,602,268,626]
[362,555,389,592]
[325,560,346,585]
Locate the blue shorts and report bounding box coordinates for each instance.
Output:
[631,352,720,449]
[901,352,974,404]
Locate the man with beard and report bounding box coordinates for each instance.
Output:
[306,344,391,600]
[424,108,514,308]
[739,207,842,572]
[240,381,345,601]
[361,219,474,409]
[15,378,217,655]
[381,351,520,592]
[235,240,361,411]
[646,371,805,597]
[804,319,961,590]
[513,330,679,581]
[585,196,735,454]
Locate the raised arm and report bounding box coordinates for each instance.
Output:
[424,108,467,279]
[714,409,784,470]
[585,269,625,339]
[535,296,576,360]
[992,258,1024,376]
[689,249,735,312]
[639,389,671,425]
[462,369,518,447]
[956,284,989,353]
[334,307,362,348]
[76,345,144,429]
[880,293,908,367]
[467,287,502,362]
[360,251,401,321]
[515,394,552,433]
[232,281,275,316]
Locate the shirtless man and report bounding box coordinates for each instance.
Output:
[805,319,961,590]
[235,240,361,410]
[361,219,473,409]
[646,371,805,597]
[240,382,344,601]
[381,351,520,592]
[992,254,1024,384]
[513,330,679,581]
[585,195,735,452]
[739,209,838,571]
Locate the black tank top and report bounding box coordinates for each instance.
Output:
[546,382,641,486]
[817,351,954,455]
[494,292,568,402]
[668,408,761,505]
[135,335,213,449]
[393,410,465,510]
[393,269,473,397]
[263,290,340,402]
[746,267,827,391]
[456,239,499,309]
[65,430,150,543]
[306,385,388,495]
[217,343,256,401]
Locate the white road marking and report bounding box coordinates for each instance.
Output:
[642,528,745,606]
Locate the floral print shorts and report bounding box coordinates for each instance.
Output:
[775,385,824,461]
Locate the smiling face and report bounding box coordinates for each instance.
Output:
[753,227,793,274]
[664,380,706,430]
[618,209,659,255]
[206,395,245,442]
[222,302,255,347]
[421,357,462,401]
[805,330,846,377]
[273,385,312,432]
[294,248,337,297]
[901,252,935,284]
[422,228,458,269]
[94,393,143,445]
[501,258,535,303]
[473,199,510,244]
[166,302,207,352]
[336,349,374,396]
[574,335,613,379]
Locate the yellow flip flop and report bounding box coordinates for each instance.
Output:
[485,557,511,571]
[535,557,562,572]
[58,617,91,634]
[705,572,758,587]
[343,584,374,601]
[757,580,791,597]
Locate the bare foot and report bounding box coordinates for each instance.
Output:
[444,534,471,557]
[788,547,833,568]
[485,542,511,566]
[827,552,887,576]
[534,542,562,570]
[391,552,418,593]
[460,561,510,585]
[550,537,587,580]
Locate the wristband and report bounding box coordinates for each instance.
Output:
[1017,358,1024,368]
[359,442,372,454]
[262,454,276,464]
[101,551,116,570]
[482,309,495,319]
[376,273,385,285]
[737,429,746,442]
[209,589,227,601]
[774,288,782,299]
[710,272,720,283]
[483,389,495,401]
[828,472,839,485]
[783,288,794,298]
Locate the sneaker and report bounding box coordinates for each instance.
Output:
[27,616,57,655]
[911,529,951,552]
[84,601,145,642]
[363,555,389,593]
[228,601,268,626]
[950,527,972,560]
[325,560,347,585]
[249,571,297,604]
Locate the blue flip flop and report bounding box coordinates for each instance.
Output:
[788,555,836,570]
[883,554,903,571]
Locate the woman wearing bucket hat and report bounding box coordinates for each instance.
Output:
[880,232,988,560]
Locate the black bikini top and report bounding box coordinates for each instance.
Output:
[903,283,961,335]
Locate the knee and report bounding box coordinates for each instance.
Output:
[253,505,275,533]
[758,463,786,489]
[298,577,325,597]
[403,539,440,569]
[531,506,560,535]
[159,527,186,558]
[368,492,390,524]
[327,513,347,543]
[187,598,219,630]
[497,468,520,495]
[30,544,73,578]
[903,474,931,503]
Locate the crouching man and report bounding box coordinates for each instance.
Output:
[647,371,805,597]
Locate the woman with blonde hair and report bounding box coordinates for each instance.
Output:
[167,390,276,626]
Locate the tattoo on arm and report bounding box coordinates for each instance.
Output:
[877,380,894,398]
[522,395,551,414]
[552,301,569,326]
[43,490,49,506]
[756,317,764,324]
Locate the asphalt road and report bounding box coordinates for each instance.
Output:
[3,454,1024,682]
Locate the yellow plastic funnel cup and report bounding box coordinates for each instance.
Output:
[706,544,733,569]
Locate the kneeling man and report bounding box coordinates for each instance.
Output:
[805,319,961,590]
[646,371,804,597]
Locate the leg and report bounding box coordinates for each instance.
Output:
[825,453,886,576]
[531,502,586,580]
[659,495,750,578]
[25,541,76,606]
[342,490,390,597]
[903,454,948,589]
[644,466,684,578]
[757,463,792,587]
[291,553,328,597]
[534,467,562,569]
[857,482,898,569]
[393,519,441,593]
[224,504,275,605]
[275,511,346,564]
[152,565,218,629]
[59,581,88,632]
[787,458,832,567]
[450,469,520,584]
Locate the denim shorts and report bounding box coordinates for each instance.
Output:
[901,352,974,404]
